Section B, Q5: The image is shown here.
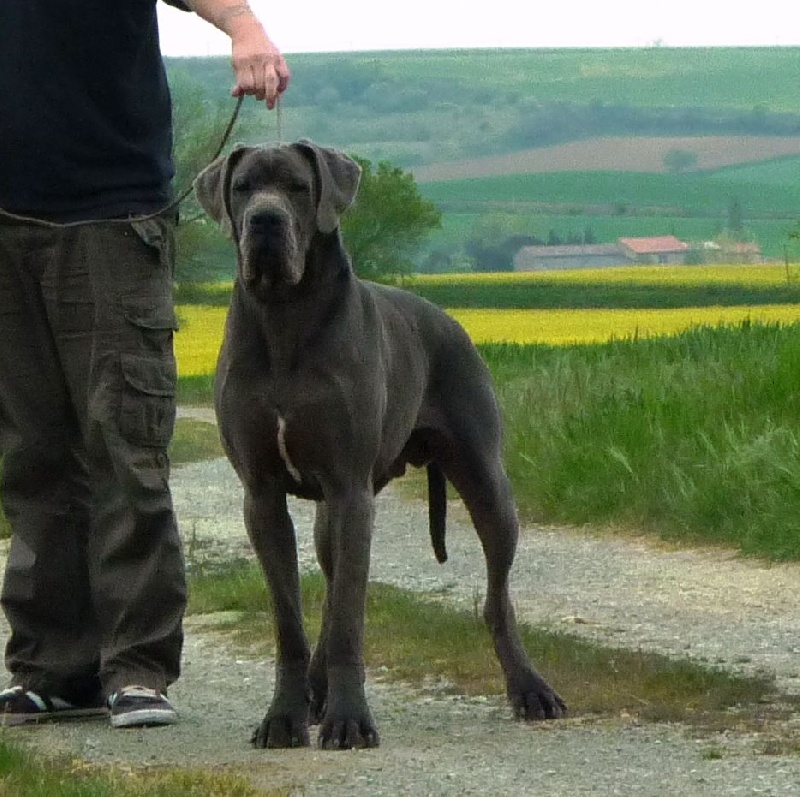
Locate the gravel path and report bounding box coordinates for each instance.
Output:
[6,446,800,796]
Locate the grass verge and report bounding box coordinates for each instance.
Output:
[0,736,284,797]
[487,322,800,559]
[188,563,791,728]
[170,418,223,466]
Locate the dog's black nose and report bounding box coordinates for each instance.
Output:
[248,209,284,232]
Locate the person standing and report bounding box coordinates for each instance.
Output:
[0,0,289,727]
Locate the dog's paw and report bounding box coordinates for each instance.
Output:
[508,671,568,721]
[251,712,311,749]
[318,707,380,750]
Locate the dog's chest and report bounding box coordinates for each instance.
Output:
[276,414,301,483]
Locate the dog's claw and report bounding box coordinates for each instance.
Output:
[508,672,567,721]
[319,716,380,750]
[251,715,311,749]
[513,692,567,721]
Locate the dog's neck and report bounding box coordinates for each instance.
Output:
[303,228,353,287]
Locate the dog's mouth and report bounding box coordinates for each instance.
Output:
[238,212,305,293]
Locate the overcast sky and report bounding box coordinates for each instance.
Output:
[157,0,799,56]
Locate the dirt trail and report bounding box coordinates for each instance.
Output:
[5,451,800,796]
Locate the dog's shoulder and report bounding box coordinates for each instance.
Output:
[362,279,475,347]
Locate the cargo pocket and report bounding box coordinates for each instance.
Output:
[119,294,178,447]
[122,294,180,351]
[119,352,177,447]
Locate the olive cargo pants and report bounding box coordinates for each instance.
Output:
[0,216,186,704]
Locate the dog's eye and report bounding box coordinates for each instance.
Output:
[287,179,310,194]
[232,176,251,192]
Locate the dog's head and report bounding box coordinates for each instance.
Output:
[195,140,361,295]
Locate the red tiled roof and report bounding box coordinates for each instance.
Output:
[618,236,689,254]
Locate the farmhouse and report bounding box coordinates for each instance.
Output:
[618,236,689,265]
[514,235,692,271]
[513,243,627,271]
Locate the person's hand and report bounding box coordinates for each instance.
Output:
[229,17,290,110]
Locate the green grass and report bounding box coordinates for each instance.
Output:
[406,278,800,309]
[169,418,223,466]
[0,736,280,797]
[176,374,216,406]
[486,322,800,559]
[711,154,800,187]
[188,563,785,726]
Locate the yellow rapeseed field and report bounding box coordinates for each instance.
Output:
[175,302,800,374]
[448,305,800,345]
[175,305,228,377]
[174,266,800,376]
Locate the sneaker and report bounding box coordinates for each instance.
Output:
[0,686,107,726]
[108,685,178,728]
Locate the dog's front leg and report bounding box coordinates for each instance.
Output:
[243,488,313,749]
[317,487,380,749]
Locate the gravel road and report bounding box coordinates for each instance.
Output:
[6,443,800,796]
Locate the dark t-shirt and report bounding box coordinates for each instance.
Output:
[0,0,186,222]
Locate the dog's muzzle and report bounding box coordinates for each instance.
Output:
[239,197,304,290]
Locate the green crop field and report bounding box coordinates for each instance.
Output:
[418,165,800,261]
[419,170,800,216]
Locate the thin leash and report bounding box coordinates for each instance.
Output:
[0,92,262,230]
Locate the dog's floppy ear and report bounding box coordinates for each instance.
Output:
[194,145,251,238]
[295,140,361,234]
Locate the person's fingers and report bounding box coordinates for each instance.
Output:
[232,54,290,108]
[276,56,291,93]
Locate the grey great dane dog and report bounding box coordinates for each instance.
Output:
[195,140,566,750]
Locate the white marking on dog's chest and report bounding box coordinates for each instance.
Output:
[277,416,302,483]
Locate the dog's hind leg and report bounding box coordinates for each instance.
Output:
[443,450,567,721]
[244,487,313,748]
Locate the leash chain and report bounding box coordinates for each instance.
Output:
[275,94,283,143]
[0,93,248,230]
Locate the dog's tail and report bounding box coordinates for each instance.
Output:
[427,462,448,564]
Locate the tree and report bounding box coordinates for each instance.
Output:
[340,157,441,281]
[464,213,543,272]
[170,72,244,283]
[727,197,745,237]
[663,148,698,173]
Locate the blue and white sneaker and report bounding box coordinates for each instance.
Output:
[0,686,107,726]
[108,685,178,728]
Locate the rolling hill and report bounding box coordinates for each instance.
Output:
[166,47,800,268]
